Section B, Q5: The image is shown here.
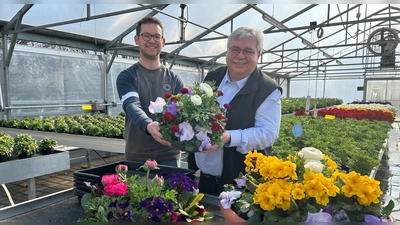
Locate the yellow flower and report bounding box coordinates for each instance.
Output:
[244,150,265,172]
[304,178,324,198]
[323,154,338,172]
[291,184,306,200]
[222,147,391,222]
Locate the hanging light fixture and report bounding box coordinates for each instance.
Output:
[301,39,314,48]
[262,13,287,32]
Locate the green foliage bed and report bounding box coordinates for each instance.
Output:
[272,116,392,175]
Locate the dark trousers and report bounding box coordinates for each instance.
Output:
[198,172,224,196]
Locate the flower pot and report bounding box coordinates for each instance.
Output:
[220,205,246,222]
[219,204,396,222]
[0,154,8,162]
[171,140,200,153]
[18,152,32,159]
[41,148,54,155]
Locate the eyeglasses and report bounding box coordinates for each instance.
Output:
[139,33,163,42]
[228,47,256,56]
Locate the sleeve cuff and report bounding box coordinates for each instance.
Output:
[227,130,241,147]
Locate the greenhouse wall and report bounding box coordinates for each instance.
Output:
[0,45,202,119]
[288,79,364,104]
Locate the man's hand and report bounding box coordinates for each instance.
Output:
[201,131,231,153]
[147,121,172,147]
[200,144,220,153]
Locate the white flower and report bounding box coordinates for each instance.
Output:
[298,147,323,161]
[148,97,166,114]
[219,191,242,209]
[190,95,202,105]
[199,83,213,97]
[304,159,324,173]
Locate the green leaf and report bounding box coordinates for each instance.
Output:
[381,199,395,217]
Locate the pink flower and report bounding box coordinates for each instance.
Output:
[101,174,119,185]
[145,159,158,170]
[103,181,128,196]
[115,164,128,174]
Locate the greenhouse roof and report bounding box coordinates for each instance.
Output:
[1,3,400,81]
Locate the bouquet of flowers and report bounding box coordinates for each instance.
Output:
[219,147,395,222]
[78,159,213,222]
[148,81,229,152]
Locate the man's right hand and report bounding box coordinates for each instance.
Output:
[147,121,172,147]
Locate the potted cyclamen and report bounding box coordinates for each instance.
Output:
[0,132,14,162]
[38,137,58,155]
[12,134,39,159]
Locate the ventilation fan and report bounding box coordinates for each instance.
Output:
[366,27,399,56]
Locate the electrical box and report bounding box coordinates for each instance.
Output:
[91,101,105,111]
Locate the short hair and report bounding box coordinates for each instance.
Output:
[136,16,164,36]
[227,27,264,53]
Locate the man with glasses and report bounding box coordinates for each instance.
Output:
[190,27,283,195]
[116,16,184,167]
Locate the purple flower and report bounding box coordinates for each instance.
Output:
[219,191,242,209]
[107,211,114,220]
[109,199,118,207]
[120,210,132,221]
[364,214,391,222]
[174,122,194,141]
[118,201,130,209]
[195,126,212,151]
[166,101,178,116]
[159,172,198,191]
[148,200,168,217]
[305,209,333,222]
[187,88,193,95]
[333,209,348,221]
[139,197,153,208]
[195,125,212,139]
[235,177,246,188]
[199,138,212,151]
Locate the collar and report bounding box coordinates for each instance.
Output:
[223,70,251,89]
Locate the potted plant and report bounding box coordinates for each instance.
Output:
[219,147,395,222]
[0,132,14,162]
[79,160,214,222]
[38,137,58,155]
[12,134,39,159]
